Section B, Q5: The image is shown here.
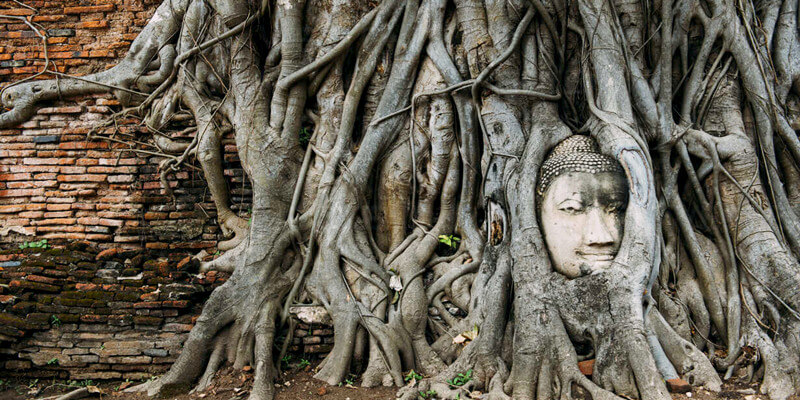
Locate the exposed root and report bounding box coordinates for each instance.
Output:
[217,215,250,251]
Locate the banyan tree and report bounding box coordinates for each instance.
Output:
[2,0,800,398]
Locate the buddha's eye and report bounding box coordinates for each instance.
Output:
[558,200,584,214]
[606,202,626,214]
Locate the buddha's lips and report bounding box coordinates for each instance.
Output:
[576,252,616,261]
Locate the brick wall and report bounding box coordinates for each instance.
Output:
[0,245,333,379]
[0,2,334,379]
[0,0,252,252]
[0,243,224,379]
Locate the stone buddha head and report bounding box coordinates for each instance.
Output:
[537,135,628,278]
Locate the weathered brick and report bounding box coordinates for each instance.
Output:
[1,8,35,16]
[77,217,123,227]
[0,173,32,181]
[57,174,107,182]
[46,29,76,37]
[63,5,115,14]
[77,20,110,29]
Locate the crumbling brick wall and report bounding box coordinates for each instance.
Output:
[0,245,333,379]
[0,1,334,380]
[0,1,252,252]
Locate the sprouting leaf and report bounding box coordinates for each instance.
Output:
[438,234,461,249]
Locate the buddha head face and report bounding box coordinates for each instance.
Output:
[537,136,628,278]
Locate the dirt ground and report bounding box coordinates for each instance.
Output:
[1,364,796,400]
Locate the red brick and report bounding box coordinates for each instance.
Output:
[96,99,120,106]
[0,173,31,181]
[80,314,107,323]
[63,5,115,14]
[26,275,59,285]
[38,106,83,114]
[43,211,72,218]
[85,234,113,241]
[36,225,85,233]
[76,159,99,166]
[41,233,86,240]
[77,21,110,29]
[31,218,77,225]
[0,205,25,213]
[59,166,87,174]
[57,174,107,182]
[1,8,35,16]
[666,378,691,393]
[33,15,65,22]
[88,50,114,58]
[77,217,123,227]
[578,359,594,376]
[23,158,74,165]
[9,181,51,189]
[0,188,44,197]
[162,300,190,308]
[10,166,53,173]
[59,142,108,150]
[95,248,119,260]
[75,283,99,291]
[133,301,161,309]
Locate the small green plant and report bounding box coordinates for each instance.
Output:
[339,374,357,386]
[299,127,312,146]
[418,389,437,399]
[19,239,48,249]
[404,370,423,382]
[28,379,39,388]
[50,315,61,327]
[298,358,310,369]
[446,369,472,388]
[437,234,460,249]
[281,355,292,366]
[46,358,59,366]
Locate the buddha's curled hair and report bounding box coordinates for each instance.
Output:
[536,135,625,198]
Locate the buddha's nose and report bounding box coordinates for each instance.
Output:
[584,208,616,246]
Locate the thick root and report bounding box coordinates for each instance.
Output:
[218,215,251,251]
[201,237,248,272]
[648,309,722,391]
